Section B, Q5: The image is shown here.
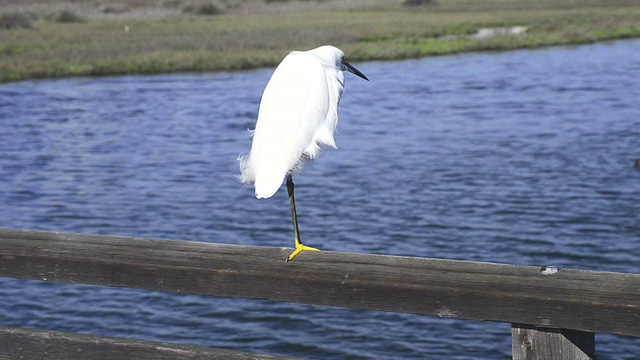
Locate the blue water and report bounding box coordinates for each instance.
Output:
[1,39,639,359]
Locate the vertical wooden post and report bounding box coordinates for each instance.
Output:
[512,324,595,360]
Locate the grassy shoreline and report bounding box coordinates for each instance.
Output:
[1,0,639,83]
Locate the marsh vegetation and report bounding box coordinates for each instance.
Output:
[1,0,639,82]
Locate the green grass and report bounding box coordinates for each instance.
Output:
[1,0,639,82]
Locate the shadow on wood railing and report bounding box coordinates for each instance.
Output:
[1,229,638,359]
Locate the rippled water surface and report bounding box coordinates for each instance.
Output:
[1,39,639,359]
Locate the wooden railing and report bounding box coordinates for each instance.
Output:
[0,229,638,359]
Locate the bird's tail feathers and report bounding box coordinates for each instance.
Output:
[254,170,285,199]
[237,153,254,185]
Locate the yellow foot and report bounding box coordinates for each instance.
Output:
[286,243,320,262]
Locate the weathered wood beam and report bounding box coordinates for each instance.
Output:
[0,326,296,360]
[0,229,639,337]
[512,324,595,360]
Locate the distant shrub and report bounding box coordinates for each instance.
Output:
[46,10,85,23]
[182,2,223,15]
[102,4,130,14]
[403,0,437,6]
[163,0,182,8]
[0,12,37,30]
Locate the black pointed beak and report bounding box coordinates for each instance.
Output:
[344,62,369,81]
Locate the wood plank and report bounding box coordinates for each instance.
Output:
[0,326,296,360]
[512,324,595,360]
[0,229,639,337]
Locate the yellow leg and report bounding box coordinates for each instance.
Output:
[286,174,320,262]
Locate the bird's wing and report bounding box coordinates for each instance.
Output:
[249,52,329,199]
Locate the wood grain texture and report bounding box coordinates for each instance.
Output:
[512,324,595,360]
[0,326,296,360]
[1,228,639,337]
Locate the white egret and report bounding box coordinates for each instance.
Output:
[239,45,368,262]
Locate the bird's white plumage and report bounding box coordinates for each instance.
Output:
[239,46,347,199]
